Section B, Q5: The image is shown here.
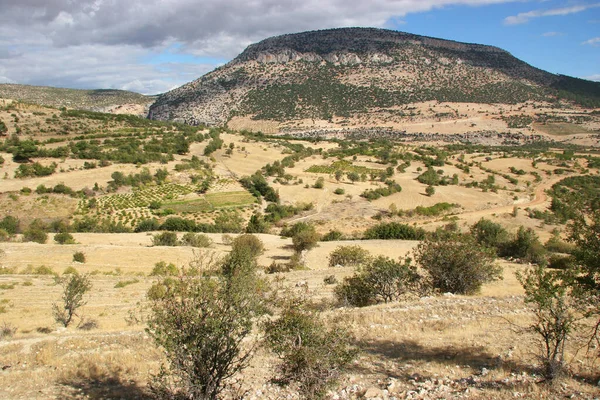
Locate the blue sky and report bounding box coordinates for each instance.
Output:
[0,0,598,94]
[392,1,599,79]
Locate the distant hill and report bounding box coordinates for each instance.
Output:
[0,84,155,116]
[148,27,600,126]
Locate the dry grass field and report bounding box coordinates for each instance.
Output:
[0,98,599,399]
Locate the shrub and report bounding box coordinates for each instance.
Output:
[0,322,17,340]
[544,235,575,254]
[52,273,92,327]
[470,218,510,252]
[313,177,325,189]
[146,251,266,399]
[54,232,75,244]
[321,230,343,241]
[22,228,48,244]
[72,251,86,263]
[363,222,426,240]
[414,234,502,295]
[63,266,78,275]
[265,261,291,274]
[292,226,320,253]
[152,232,179,246]
[335,256,420,306]
[323,275,337,285]
[115,279,139,288]
[180,232,212,248]
[264,299,357,399]
[547,254,576,270]
[502,227,547,264]
[327,245,370,268]
[245,212,271,233]
[134,218,161,232]
[0,229,10,242]
[333,188,345,195]
[231,234,264,260]
[150,261,179,276]
[0,216,19,235]
[516,265,575,379]
[425,185,435,196]
[21,265,55,275]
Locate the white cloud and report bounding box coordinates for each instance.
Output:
[504,3,600,25]
[584,74,600,81]
[582,37,600,46]
[0,0,522,92]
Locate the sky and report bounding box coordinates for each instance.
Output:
[0,0,598,95]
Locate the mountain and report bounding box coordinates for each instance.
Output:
[148,27,600,127]
[0,84,155,116]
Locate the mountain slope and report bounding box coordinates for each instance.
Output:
[0,84,155,115]
[148,27,600,126]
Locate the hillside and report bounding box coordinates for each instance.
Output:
[148,28,600,129]
[0,84,155,116]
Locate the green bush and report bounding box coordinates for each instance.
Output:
[291,225,320,253]
[470,218,510,252]
[134,218,161,232]
[321,230,343,241]
[231,234,264,260]
[363,222,426,240]
[333,188,345,195]
[72,251,86,263]
[335,256,420,306]
[0,216,20,235]
[328,245,370,268]
[180,232,212,248]
[502,227,547,264]
[22,228,48,244]
[150,261,179,276]
[152,232,179,246]
[414,234,502,295]
[54,232,75,244]
[313,177,325,189]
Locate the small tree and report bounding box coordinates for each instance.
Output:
[334,170,343,182]
[347,172,360,184]
[52,273,92,327]
[516,265,576,380]
[147,251,266,399]
[414,234,502,295]
[425,185,435,196]
[264,298,357,399]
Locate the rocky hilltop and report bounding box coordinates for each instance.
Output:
[148,27,600,127]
